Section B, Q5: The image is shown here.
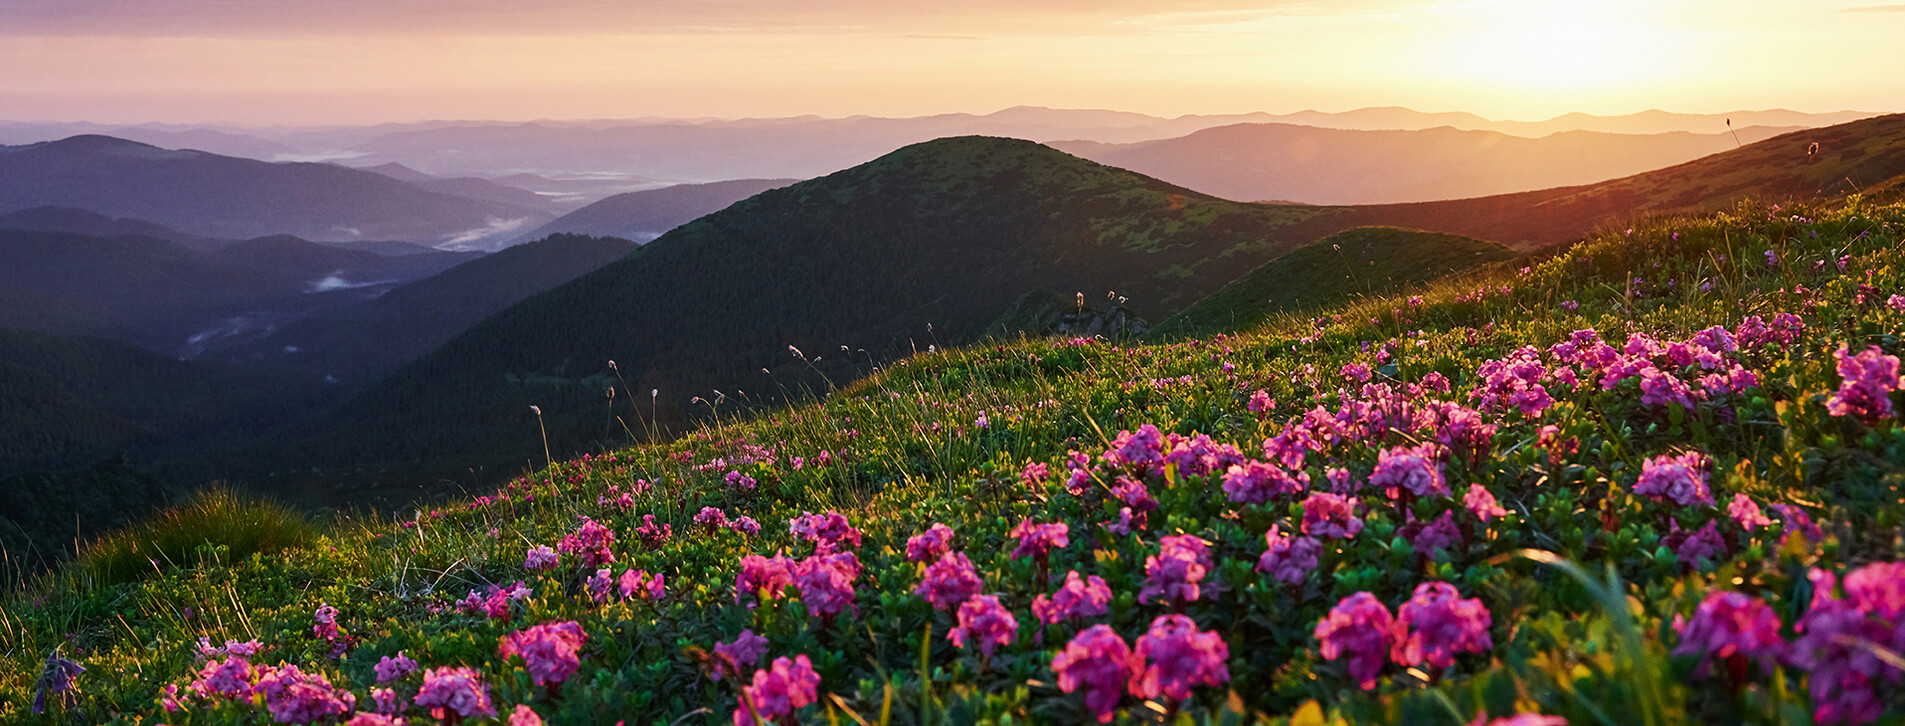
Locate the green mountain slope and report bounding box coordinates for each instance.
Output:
[1151,226,1515,338]
[281,136,1334,470]
[505,179,799,245]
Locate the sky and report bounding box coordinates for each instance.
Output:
[3,0,1903,125]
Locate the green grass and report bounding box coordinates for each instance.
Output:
[3,197,1904,725]
[73,487,317,588]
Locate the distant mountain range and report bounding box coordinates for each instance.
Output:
[1054,123,1797,204]
[0,135,554,249]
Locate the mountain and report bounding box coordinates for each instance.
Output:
[1278,113,1905,249]
[0,227,479,355]
[195,234,637,386]
[356,161,574,215]
[0,135,554,249]
[0,326,334,481]
[272,136,1343,470]
[276,115,1905,476]
[0,205,228,251]
[505,179,797,245]
[1150,227,1516,338]
[1054,123,1797,204]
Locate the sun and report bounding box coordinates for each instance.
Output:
[1422,0,1689,94]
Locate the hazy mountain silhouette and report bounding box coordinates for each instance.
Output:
[1054,123,1797,204]
[0,135,554,249]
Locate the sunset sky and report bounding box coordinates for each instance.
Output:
[4,0,1902,125]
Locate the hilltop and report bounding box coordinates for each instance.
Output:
[505,179,800,246]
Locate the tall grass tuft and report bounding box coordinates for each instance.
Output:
[74,486,317,587]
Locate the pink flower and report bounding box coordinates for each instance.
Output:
[905,523,955,564]
[1672,590,1785,678]
[413,666,496,721]
[619,569,665,602]
[369,687,402,715]
[1393,582,1493,670]
[1248,389,1275,416]
[1372,443,1449,499]
[558,517,617,567]
[1663,519,1726,567]
[732,655,821,726]
[1462,484,1509,523]
[523,545,558,571]
[916,552,984,610]
[1633,451,1715,507]
[1843,561,1905,620]
[632,514,672,550]
[734,553,797,605]
[1129,614,1231,705]
[1031,570,1113,626]
[788,511,863,554]
[192,656,258,699]
[695,507,730,530]
[949,595,1019,658]
[1020,462,1051,488]
[585,568,616,604]
[724,471,757,490]
[312,604,341,643]
[709,630,769,682]
[1826,344,1902,423]
[1052,625,1136,723]
[1727,494,1773,531]
[345,712,405,726]
[1789,596,1899,725]
[1257,524,1321,586]
[1221,460,1310,505]
[729,516,762,536]
[794,552,861,619]
[257,664,357,724]
[1402,510,1462,558]
[1315,592,1398,690]
[373,652,417,684]
[1139,535,1211,605]
[1009,518,1071,560]
[497,621,587,687]
[1101,425,1166,472]
[1300,492,1364,538]
[508,704,544,726]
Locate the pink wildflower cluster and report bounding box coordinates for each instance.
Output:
[1463,484,1509,523]
[1470,345,1557,416]
[707,630,769,682]
[508,705,543,726]
[1371,443,1448,499]
[1139,535,1211,605]
[734,553,797,606]
[1009,518,1070,560]
[1392,582,1494,670]
[1733,313,1807,349]
[788,511,863,554]
[1314,592,1398,690]
[374,652,417,684]
[1221,460,1310,504]
[949,595,1019,658]
[916,551,984,610]
[632,514,672,550]
[1664,519,1727,567]
[793,551,861,619]
[734,655,821,726]
[1400,510,1462,558]
[905,523,955,563]
[1257,524,1321,586]
[1468,714,1568,726]
[1826,344,1902,423]
[497,621,587,687]
[1052,625,1135,723]
[1790,563,1905,725]
[523,545,558,571]
[456,581,531,621]
[1671,590,1785,678]
[695,506,730,531]
[1020,461,1050,487]
[729,516,762,536]
[1728,494,1773,531]
[256,665,357,723]
[558,517,617,567]
[1130,614,1231,705]
[413,666,495,721]
[194,638,264,660]
[1032,570,1112,626]
[1633,450,1715,507]
[1300,492,1363,538]
[619,569,666,601]
[312,604,341,643]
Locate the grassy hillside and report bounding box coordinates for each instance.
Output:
[1152,226,1516,338]
[6,196,1902,725]
[506,179,799,246]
